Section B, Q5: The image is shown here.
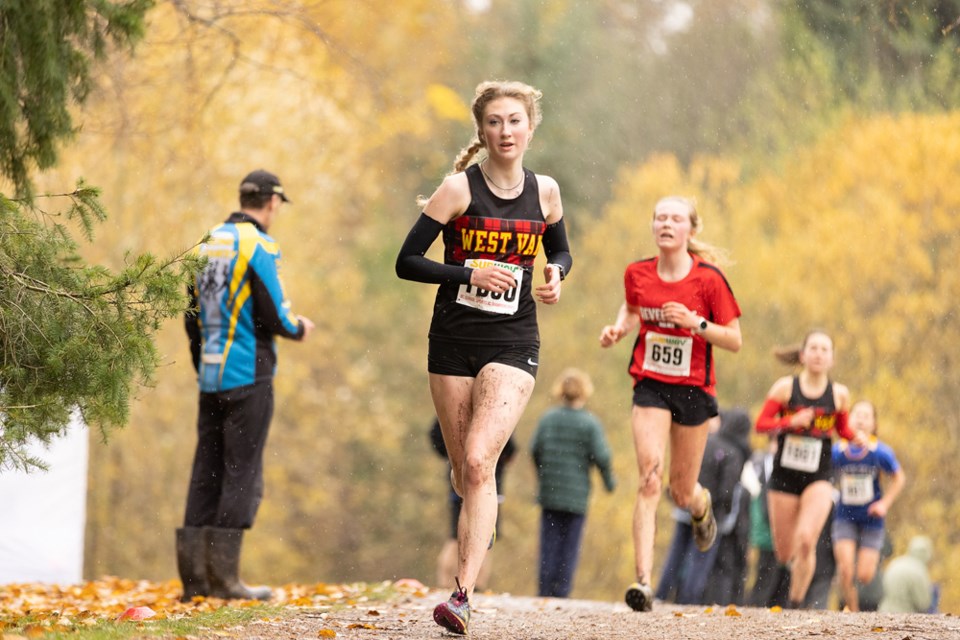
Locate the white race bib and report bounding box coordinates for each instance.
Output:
[456,259,524,315]
[840,473,875,506]
[780,435,823,473]
[642,331,693,377]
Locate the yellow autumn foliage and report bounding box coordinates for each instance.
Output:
[426,84,472,122]
[21,0,959,616]
[555,111,960,611]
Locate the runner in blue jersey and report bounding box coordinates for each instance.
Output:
[832,400,905,611]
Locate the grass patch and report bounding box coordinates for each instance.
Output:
[2,603,290,640]
[0,578,427,638]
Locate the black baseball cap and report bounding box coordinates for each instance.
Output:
[239,169,291,202]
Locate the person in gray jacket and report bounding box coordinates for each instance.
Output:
[531,368,616,597]
[879,535,935,613]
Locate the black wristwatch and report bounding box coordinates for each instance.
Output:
[696,317,708,334]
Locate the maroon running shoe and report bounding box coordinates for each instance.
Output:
[433,578,470,634]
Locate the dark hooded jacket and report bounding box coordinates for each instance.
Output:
[703,408,753,605]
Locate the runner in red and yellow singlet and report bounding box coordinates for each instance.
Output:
[754,330,860,609]
[396,80,571,635]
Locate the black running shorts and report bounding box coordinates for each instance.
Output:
[428,340,539,379]
[631,377,718,426]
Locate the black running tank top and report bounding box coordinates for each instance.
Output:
[786,376,838,438]
[428,164,546,345]
[773,376,838,479]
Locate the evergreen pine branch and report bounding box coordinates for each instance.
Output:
[0,184,199,471]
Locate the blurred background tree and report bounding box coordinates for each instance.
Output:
[13,0,959,613]
[0,0,198,472]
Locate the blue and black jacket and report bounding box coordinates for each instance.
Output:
[185,212,304,392]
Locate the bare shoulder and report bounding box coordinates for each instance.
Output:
[535,173,563,224]
[535,173,560,193]
[767,375,795,400]
[833,382,851,410]
[423,172,471,223]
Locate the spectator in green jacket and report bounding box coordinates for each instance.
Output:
[879,535,935,613]
[531,368,616,598]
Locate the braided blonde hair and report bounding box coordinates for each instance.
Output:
[417,80,543,208]
[453,80,543,172]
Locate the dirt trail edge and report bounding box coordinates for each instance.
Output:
[236,589,958,640]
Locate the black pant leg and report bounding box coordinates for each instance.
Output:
[183,391,227,527]
[215,380,274,529]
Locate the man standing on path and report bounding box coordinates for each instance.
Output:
[178,169,314,602]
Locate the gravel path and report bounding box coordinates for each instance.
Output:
[237,589,960,640]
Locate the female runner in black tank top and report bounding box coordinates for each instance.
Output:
[396,80,571,635]
[768,376,838,492]
[755,330,856,608]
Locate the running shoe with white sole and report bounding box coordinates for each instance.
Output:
[625,581,654,612]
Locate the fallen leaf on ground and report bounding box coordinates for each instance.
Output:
[393,579,425,590]
[118,606,156,622]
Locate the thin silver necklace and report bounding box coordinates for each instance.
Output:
[480,162,524,193]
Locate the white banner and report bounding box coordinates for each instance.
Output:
[0,414,88,584]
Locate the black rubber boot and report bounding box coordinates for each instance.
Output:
[206,527,272,601]
[176,527,209,602]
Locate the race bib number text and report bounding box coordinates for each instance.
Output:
[840,473,875,506]
[456,259,523,315]
[781,435,823,473]
[642,331,693,377]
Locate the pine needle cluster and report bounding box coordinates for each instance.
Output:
[0,182,201,470]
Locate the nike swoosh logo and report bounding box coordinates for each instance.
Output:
[527,358,539,366]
